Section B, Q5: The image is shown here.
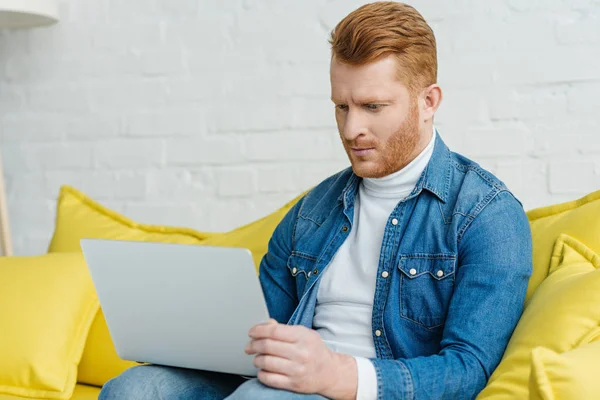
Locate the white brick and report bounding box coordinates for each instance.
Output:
[494,159,547,202]
[13,234,53,256]
[530,118,600,157]
[436,89,490,125]
[203,198,258,232]
[256,166,298,193]
[567,82,600,116]
[125,108,208,137]
[4,55,42,83]
[108,0,158,19]
[145,168,215,200]
[64,1,110,23]
[166,137,244,165]
[136,49,187,77]
[2,114,67,142]
[505,0,563,12]
[290,97,337,129]
[318,0,375,32]
[438,54,495,88]
[0,29,32,56]
[5,173,45,202]
[292,161,350,192]
[8,200,54,238]
[556,14,600,45]
[44,171,87,194]
[41,143,94,170]
[26,83,92,113]
[123,202,204,228]
[93,139,165,169]
[71,171,116,200]
[2,143,93,172]
[253,192,305,220]
[0,84,25,113]
[215,167,257,198]
[88,80,168,112]
[66,114,123,140]
[211,98,295,132]
[113,171,148,200]
[275,65,330,98]
[438,15,556,53]
[243,130,333,162]
[410,0,512,20]
[548,161,599,195]
[165,78,222,104]
[23,22,92,57]
[159,0,201,17]
[488,86,568,121]
[458,123,534,158]
[492,48,600,85]
[168,18,235,62]
[230,10,328,66]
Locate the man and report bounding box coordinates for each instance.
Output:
[100,2,532,399]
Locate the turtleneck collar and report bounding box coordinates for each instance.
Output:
[362,126,436,199]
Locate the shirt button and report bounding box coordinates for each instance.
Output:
[381,271,389,278]
[409,268,417,276]
[292,267,297,274]
[341,226,349,232]
[436,270,444,278]
[391,218,398,226]
[307,272,311,278]
[375,330,382,337]
[313,269,319,275]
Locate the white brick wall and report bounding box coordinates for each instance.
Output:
[0,0,599,255]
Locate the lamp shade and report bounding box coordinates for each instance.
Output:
[0,0,58,28]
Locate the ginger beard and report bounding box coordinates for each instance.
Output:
[340,99,421,179]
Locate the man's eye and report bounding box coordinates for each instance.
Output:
[365,104,380,110]
[336,104,349,111]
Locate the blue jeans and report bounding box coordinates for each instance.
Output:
[99,365,328,399]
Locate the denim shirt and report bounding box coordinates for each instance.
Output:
[258,131,533,400]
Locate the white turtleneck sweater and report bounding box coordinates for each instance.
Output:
[313,128,436,400]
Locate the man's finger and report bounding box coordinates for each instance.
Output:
[253,354,297,376]
[257,370,292,391]
[246,338,297,359]
[249,322,306,343]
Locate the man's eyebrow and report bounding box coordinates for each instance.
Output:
[330,96,395,104]
[357,97,394,104]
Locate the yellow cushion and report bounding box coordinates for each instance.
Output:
[0,254,99,399]
[529,340,600,400]
[76,310,138,388]
[48,185,305,386]
[525,189,600,301]
[477,234,600,399]
[0,384,101,400]
[48,186,211,253]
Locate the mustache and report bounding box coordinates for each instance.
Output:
[343,139,378,148]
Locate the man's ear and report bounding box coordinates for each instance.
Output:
[421,84,443,121]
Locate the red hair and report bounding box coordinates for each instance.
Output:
[329,2,437,91]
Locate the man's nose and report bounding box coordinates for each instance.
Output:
[341,111,367,142]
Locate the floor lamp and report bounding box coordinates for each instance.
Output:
[0,0,58,256]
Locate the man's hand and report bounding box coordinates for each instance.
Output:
[245,319,358,399]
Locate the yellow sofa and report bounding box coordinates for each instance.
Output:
[2,185,600,400]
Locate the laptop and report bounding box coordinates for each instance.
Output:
[80,238,271,376]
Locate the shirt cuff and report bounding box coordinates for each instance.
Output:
[354,356,378,400]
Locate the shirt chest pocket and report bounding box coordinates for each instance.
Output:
[397,255,456,330]
[287,253,317,298]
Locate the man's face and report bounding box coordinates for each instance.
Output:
[330,55,424,179]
